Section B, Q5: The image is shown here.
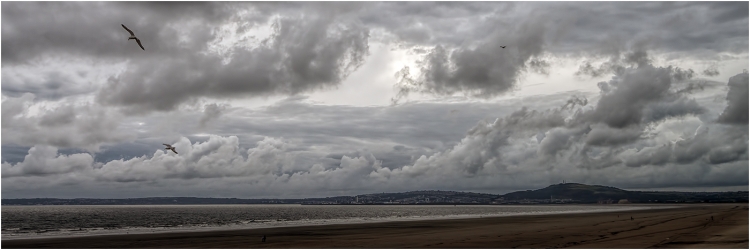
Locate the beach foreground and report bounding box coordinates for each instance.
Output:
[3,204,746,249]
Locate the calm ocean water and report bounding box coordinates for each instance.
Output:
[2,204,658,239]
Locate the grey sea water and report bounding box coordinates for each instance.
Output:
[2,204,658,239]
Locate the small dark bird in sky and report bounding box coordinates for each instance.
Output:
[122,24,145,50]
[500,46,506,49]
[163,144,178,154]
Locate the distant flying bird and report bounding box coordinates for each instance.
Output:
[163,144,178,154]
[121,24,145,50]
[500,46,506,49]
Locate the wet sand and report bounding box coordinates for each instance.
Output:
[3,204,747,249]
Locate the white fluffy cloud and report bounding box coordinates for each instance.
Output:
[2,145,94,177]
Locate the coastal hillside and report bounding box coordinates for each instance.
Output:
[501,183,748,203]
[502,183,630,202]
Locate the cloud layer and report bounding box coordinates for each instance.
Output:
[2,2,748,198]
[717,72,749,124]
[3,69,747,198]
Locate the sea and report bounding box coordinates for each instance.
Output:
[2,204,665,240]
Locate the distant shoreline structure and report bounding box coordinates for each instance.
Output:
[3,183,748,205]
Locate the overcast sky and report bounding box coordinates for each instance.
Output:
[2,1,748,199]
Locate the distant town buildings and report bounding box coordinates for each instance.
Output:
[300,190,500,205]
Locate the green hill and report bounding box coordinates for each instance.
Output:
[502,183,629,202]
[500,183,748,203]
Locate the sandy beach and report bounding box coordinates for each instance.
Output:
[2,204,746,249]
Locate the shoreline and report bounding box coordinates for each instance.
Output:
[2,204,665,241]
[3,204,746,248]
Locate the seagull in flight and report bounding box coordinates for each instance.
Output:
[500,46,506,49]
[121,24,145,50]
[163,144,178,154]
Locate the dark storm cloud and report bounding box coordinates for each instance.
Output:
[4,2,747,107]
[717,72,749,124]
[3,2,369,112]
[708,139,749,164]
[392,18,547,102]
[1,2,236,63]
[622,143,673,167]
[365,2,747,55]
[547,2,748,56]
[577,57,707,128]
[537,126,587,157]
[95,14,369,112]
[642,96,706,123]
[584,124,642,147]
[575,65,703,128]
[387,1,747,101]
